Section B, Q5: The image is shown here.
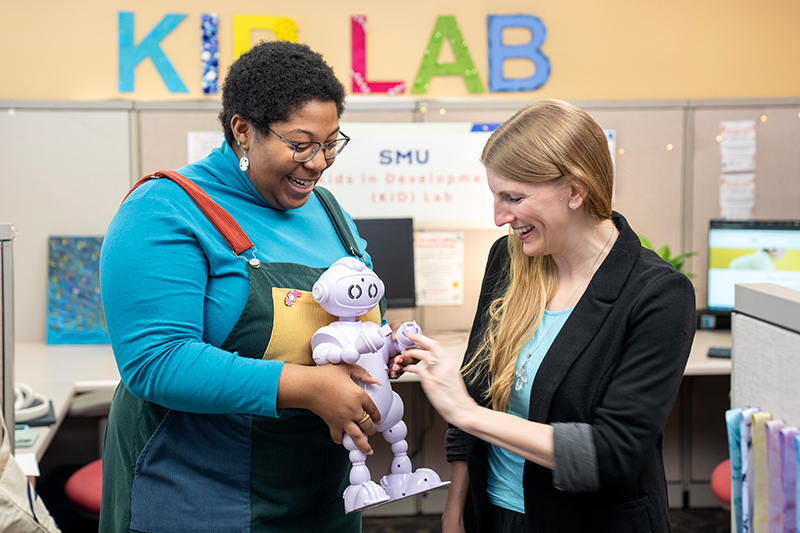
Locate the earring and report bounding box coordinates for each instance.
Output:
[570,203,577,209]
[239,144,249,172]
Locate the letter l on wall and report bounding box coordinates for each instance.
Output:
[118,11,189,93]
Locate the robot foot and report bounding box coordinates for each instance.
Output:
[379,468,451,502]
[343,481,391,514]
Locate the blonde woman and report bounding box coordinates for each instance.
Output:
[400,99,696,532]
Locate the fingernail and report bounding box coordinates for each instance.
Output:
[368,449,374,455]
[376,380,383,386]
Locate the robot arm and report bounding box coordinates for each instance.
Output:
[344,323,389,364]
[311,327,351,366]
[312,323,391,365]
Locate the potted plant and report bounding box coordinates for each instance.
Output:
[639,237,697,278]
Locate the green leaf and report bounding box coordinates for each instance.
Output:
[638,235,697,278]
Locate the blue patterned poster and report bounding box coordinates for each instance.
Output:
[46,236,108,344]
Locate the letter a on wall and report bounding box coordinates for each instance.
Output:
[411,16,484,94]
[118,12,188,93]
[487,14,551,92]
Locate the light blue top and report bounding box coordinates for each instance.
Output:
[487,308,573,513]
[100,141,370,417]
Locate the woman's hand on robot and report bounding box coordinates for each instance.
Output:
[400,332,476,427]
[311,363,382,455]
[387,319,419,378]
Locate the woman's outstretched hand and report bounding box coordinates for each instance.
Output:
[401,333,477,427]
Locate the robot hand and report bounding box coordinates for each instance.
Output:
[313,343,344,366]
[393,321,422,351]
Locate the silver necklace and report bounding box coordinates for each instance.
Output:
[513,227,615,391]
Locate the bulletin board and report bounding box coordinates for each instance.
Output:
[3,96,800,342]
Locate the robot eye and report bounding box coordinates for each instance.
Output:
[368,283,379,298]
[347,284,363,299]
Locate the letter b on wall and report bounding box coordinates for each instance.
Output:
[487,15,550,92]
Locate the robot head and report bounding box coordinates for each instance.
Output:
[313,257,385,317]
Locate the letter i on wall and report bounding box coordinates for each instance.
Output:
[350,16,406,95]
[201,13,219,94]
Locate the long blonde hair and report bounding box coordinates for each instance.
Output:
[466,99,615,412]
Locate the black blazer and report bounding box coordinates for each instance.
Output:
[456,212,696,533]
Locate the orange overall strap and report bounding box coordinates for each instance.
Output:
[123,170,254,256]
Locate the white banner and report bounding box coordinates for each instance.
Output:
[321,122,496,228]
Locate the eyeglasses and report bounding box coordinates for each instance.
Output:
[268,128,350,163]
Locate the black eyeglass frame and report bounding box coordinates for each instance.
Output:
[268,128,351,162]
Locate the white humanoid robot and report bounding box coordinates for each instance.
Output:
[311,256,449,514]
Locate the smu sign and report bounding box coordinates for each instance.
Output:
[117,12,550,95]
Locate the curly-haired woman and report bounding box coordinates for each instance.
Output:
[99,41,382,533]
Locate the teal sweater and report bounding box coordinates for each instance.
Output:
[100,141,370,417]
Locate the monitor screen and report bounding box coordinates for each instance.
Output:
[353,218,416,309]
[707,220,800,311]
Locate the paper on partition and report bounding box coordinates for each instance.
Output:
[720,120,756,173]
[413,232,464,306]
[720,173,755,221]
[187,131,224,164]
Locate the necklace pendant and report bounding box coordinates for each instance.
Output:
[514,368,528,391]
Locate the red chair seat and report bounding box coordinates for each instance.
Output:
[710,458,731,505]
[64,459,102,516]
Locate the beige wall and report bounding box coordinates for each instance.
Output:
[2,1,800,101]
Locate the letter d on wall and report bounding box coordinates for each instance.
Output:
[118,12,188,93]
[487,14,550,92]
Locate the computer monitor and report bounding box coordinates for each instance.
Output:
[353,218,416,309]
[707,220,800,311]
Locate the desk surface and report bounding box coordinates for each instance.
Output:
[13,329,730,460]
[15,342,120,460]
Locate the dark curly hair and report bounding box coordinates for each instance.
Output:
[219,40,346,145]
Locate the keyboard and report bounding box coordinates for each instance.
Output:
[707,346,732,359]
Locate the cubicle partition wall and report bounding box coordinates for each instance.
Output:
[729,284,800,529]
[1,223,16,450]
[3,96,800,342]
[0,102,132,344]
[731,283,800,422]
